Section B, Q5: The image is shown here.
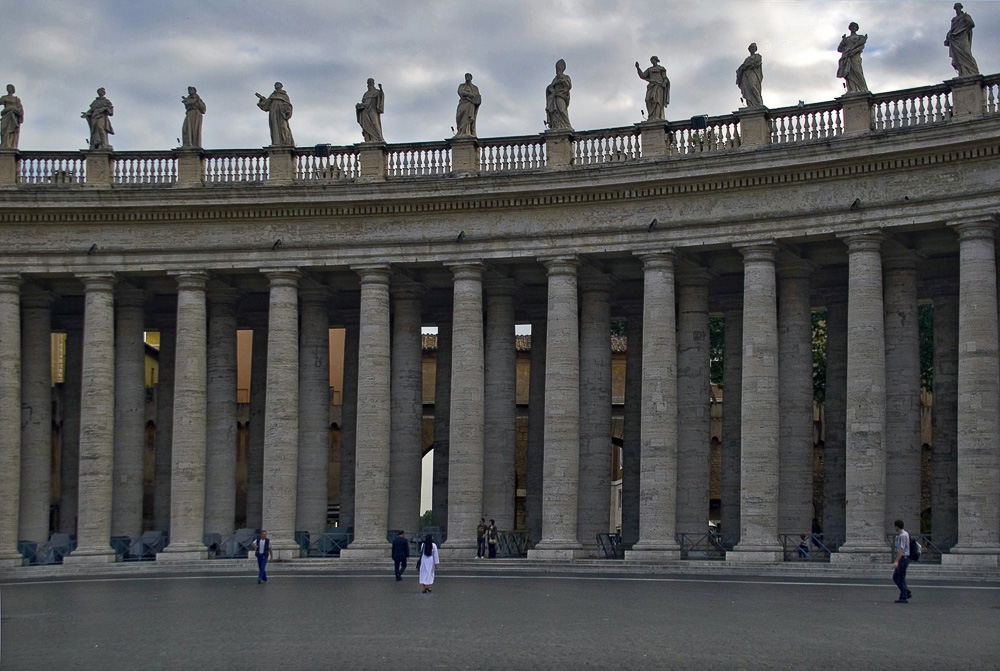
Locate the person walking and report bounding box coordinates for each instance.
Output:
[476,518,487,559]
[486,519,499,559]
[418,533,440,593]
[253,530,273,584]
[391,530,410,581]
[892,519,913,603]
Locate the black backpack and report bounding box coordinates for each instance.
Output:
[908,536,921,561]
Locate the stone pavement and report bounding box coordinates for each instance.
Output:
[2,568,998,670]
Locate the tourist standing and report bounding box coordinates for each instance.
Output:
[476,518,487,558]
[391,530,410,581]
[892,520,912,603]
[253,530,273,584]
[486,519,499,559]
[419,534,440,593]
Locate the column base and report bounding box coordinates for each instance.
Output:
[527,548,588,560]
[624,547,681,561]
[438,546,476,560]
[0,554,24,568]
[339,546,389,560]
[63,549,117,564]
[726,550,783,563]
[156,545,208,561]
[941,547,1000,567]
[830,544,891,564]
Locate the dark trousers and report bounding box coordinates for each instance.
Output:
[394,558,407,580]
[477,538,486,558]
[256,554,268,582]
[892,557,910,599]
[488,542,497,558]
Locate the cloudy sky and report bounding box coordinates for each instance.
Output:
[5,0,1000,151]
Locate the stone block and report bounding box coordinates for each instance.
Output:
[726,550,783,563]
[735,108,771,148]
[635,121,668,157]
[543,129,573,167]
[624,549,681,561]
[526,547,588,560]
[266,148,295,182]
[156,549,208,561]
[941,551,1000,567]
[63,551,117,564]
[450,137,480,173]
[949,76,985,121]
[173,148,204,186]
[0,149,16,184]
[838,93,873,136]
[357,143,386,178]
[339,546,390,560]
[83,150,113,186]
[829,549,891,564]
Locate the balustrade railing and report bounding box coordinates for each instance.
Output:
[16,152,86,184]
[386,141,451,177]
[573,127,641,165]
[769,102,843,143]
[872,84,952,131]
[203,149,268,183]
[668,115,741,156]
[479,135,547,172]
[113,152,177,185]
[295,146,359,180]
[984,74,1000,114]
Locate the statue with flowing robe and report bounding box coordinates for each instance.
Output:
[944,2,979,77]
[356,78,385,143]
[736,43,763,107]
[181,86,206,148]
[0,84,23,149]
[255,82,294,147]
[545,59,572,131]
[82,88,114,150]
[455,73,481,137]
[837,23,869,93]
[635,56,669,120]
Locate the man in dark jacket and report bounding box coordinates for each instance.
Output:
[391,530,410,581]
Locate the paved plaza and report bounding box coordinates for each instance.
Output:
[2,569,997,670]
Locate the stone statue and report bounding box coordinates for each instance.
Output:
[181,86,206,148]
[736,43,764,108]
[0,84,24,149]
[82,88,114,150]
[837,22,869,94]
[635,56,669,120]
[545,59,572,131]
[455,73,481,137]
[255,82,294,147]
[945,2,979,77]
[356,78,385,143]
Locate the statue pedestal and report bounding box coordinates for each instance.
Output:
[450,136,480,173]
[635,120,669,158]
[838,92,873,136]
[83,149,114,186]
[173,148,204,186]
[949,74,985,121]
[266,146,296,182]
[357,142,386,179]
[0,148,17,185]
[734,107,770,148]
[543,129,574,167]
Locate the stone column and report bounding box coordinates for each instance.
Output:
[296,284,331,538]
[483,278,517,531]
[822,289,848,540]
[111,285,146,542]
[525,311,546,546]
[159,272,210,560]
[19,286,53,544]
[620,303,642,549]
[443,262,485,556]
[153,314,175,533]
[431,312,452,529]
[341,266,391,557]
[338,313,360,531]
[719,296,743,540]
[59,319,83,534]
[66,273,117,563]
[943,221,1000,566]
[883,246,922,531]
[777,258,814,535]
[0,276,22,567]
[204,286,239,538]
[261,269,300,559]
[577,272,613,552]
[833,232,889,562]
[929,279,958,544]
[245,322,267,529]
[388,280,424,535]
[625,252,680,559]
[729,244,782,562]
[529,257,585,559]
[676,267,711,535]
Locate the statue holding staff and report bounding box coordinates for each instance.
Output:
[255,82,294,147]
[635,56,669,120]
[0,84,23,149]
[837,22,869,93]
[455,73,481,137]
[545,59,572,131]
[181,86,206,148]
[944,2,979,77]
[736,43,763,108]
[357,78,385,143]
[82,87,114,150]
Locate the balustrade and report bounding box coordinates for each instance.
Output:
[113,153,177,185]
[573,128,640,165]
[294,147,359,181]
[16,152,86,184]
[203,150,268,183]
[386,142,451,177]
[872,84,952,131]
[479,136,546,172]
[668,116,741,155]
[769,102,843,143]
[985,75,1000,114]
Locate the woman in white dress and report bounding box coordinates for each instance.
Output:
[418,534,440,593]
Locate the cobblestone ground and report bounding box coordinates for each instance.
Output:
[2,571,998,670]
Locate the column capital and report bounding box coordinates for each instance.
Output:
[206,283,241,306]
[838,230,883,253]
[299,280,332,304]
[951,219,997,241]
[484,277,519,297]
[776,254,815,279]
[0,274,21,293]
[634,250,674,269]
[352,264,392,285]
[735,241,778,262]
[540,256,579,275]
[21,283,54,309]
[390,278,425,301]
[578,272,614,295]
[169,271,210,292]
[881,242,922,272]
[447,261,484,282]
[114,283,147,308]
[77,273,117,292]
[676,266,712,287]
[261,268,300,287]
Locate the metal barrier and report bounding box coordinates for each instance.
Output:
[126,531,167,560]
[314,530,353,556]
[596,533,624,559]
[779,534,843,562]
[496,531,528,558]
[214,528,256,559]
[677,532,730,560]
[882,533,954,564]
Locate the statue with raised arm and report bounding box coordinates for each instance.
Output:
[255,82,294,147]
[181,86,206,148]
[945,2,979,77]
[82,88,114,150]
[635,56,669,120]
[736,43,764,107]
[545,59,572,131]
[0,84,24,149]
[837,22,869,93]
[356,78,385,143]
[455,73,481,137]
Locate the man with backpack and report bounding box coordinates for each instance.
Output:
[892,519,914,603]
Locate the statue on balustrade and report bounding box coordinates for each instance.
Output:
[181,86,206,148]
[635,56,669,120]
[82,88,114,150]
[736,43,763,108]
[455,73,481,137]
[357,78,385,143]
[0,84,23,149]
[837,22,869,94]
[945,2,979,77]
[255,82,294,147]
[545,59,573,131]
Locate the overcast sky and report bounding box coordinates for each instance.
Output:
[5,1,999,151]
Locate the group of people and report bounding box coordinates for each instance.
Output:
[392,530,441,593]
[476,518,499,559]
